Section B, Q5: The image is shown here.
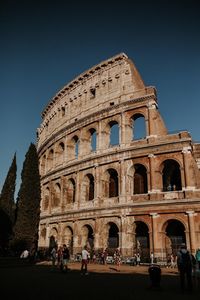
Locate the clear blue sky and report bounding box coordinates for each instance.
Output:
[0,0,200,198]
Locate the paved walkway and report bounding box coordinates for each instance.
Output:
[1,260,200,299]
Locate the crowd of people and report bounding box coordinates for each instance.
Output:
[18,243,200,292]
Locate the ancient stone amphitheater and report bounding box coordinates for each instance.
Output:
[37,53,200,262]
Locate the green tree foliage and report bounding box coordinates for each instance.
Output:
[11,143,41,255]
[0,153,17,252]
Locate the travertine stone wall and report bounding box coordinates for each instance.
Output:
[37,53,200,260]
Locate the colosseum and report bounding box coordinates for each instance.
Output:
[37,53,200,262]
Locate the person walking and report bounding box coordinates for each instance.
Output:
[81,245,90,275]
[177,243,193,292]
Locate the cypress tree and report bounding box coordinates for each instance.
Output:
[11,143,41,255]
[0,153,17,253]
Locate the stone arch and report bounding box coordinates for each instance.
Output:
[134,164,148,194]
[101,117,120,148]
[43,186,50,211]
[162,219,186,256]
[66,178,76,204]
[67,135,79,160]
[127,164,148,195]
[49,227,58,249]
[47,149,54,170]
[40,154,46,176]
[81,224,94,250]
[81,173,95,202]
[55,141,65,165]
[131,113,146,140]
[52,182,61,207]
[81,127,97,155]
[161,159,182,191]
[40,227,46,247]
[103,168,119,198]
[62,226,73,254]
[135,221,150,262]
[89,128,97,152]
[107,222,119,254]
[109,120,119,146]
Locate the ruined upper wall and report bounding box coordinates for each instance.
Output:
[37,53,152,144]
[41,53,145,118]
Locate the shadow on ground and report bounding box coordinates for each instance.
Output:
[1,260,199,300]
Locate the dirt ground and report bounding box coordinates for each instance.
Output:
[1,260,200,299]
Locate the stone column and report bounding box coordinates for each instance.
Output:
[186,211,196,254]
[150,213,160,258]
[48,181,53,215]
[93,218,101,250]
[148,154,158,192]
[182,146,195,190]
[119,159,126,203]
[94,164,100,199]
[46,224,50,248]
[60,176,65,212]
[73,221,81,254]
[120,112,126,145]
[98,120,103,150]
[120,215,134,257]
[76,172,80,208]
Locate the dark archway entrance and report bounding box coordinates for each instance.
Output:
[165,219,186,255]
[107,222,119,254]
[135,221,150,262]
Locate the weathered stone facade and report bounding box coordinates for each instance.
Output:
[37,53,200,262]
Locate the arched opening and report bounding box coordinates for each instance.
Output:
[162,159,182,191]
[47,149,54,170]
[52,183,61,207]
[56,142,65,165]
[107,222,119,253]
[132,114,146,140]
[81,225,94,250]
[135,221,150,262]
[40,154,46,176]
[49,227,58,251]
[108,169,118,197]
[90,128,97,152]
[67,179,76,203]
[63,226,73,254]
[109,121,119,146]
[165,219,186,256]
[134,164,148,194]
[43,187,50,211]
[82,174,95,201]
[73,136,79,159]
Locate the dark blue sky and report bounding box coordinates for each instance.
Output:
[0,0,200,198]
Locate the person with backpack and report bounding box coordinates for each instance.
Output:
[62,244,70,272]
[177,243,193,292]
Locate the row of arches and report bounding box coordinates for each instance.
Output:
[43,219,186,261]
[42,159,182,210]
[40,114,146,175]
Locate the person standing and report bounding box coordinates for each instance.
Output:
[177,243,193,292]
[150,252,154,264]
[81,245,90,275]
[50,247,57,268]
[62,244,70,272]
[136,253,141,266]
